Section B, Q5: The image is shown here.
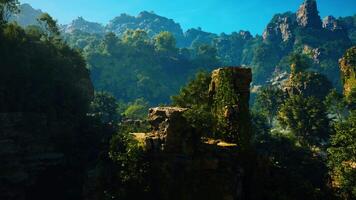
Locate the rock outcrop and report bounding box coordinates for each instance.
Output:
[62,17,105,34]
[263,12,296,42]
[209,67,252,148]
[143,107,197,154]
[131,67,252,200]
[9,3,43,27]
[339,46,356,99]
[296,0,322,29]
[323,16,343,31]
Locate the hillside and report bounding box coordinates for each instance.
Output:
[11,1,356,101]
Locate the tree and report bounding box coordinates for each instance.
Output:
[0,0,19,23]
[328,111,356,200]
[90,91,121,125]
[278,95,330,146]
[154,31,177,53]
[324,89,348,122]
[172,71,214,134]
[37,13,60,40]
[122,98,149,120]
[172,71,211,108]
[254,86,286,125]
[289,53,311,74]
[193,44,220,70]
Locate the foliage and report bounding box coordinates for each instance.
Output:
[108,132,151,199]
[0,22,93,116]
[80,29,220,105]
[154,31,177,54]
[253,86,286,125]
[37,13,60,39]
[289,53,311,74]
[278,95,330,146]
[90,91,121,125]
[324,89,349,122]
[252,131,332,200]
[122,98,149,120]
[172,71,214,135]
[289,71,333,100]
[328,111,356,200]
[0,0,19,23]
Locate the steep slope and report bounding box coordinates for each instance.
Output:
[9,3,43,26]
[253,0,352,85]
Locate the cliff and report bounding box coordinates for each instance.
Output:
[296,0,322,29]
[130,67,252,200]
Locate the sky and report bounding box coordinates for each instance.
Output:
[20,0,356,35]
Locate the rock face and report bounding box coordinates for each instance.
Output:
[339,46,356,99]
[209,67,252,148]
[263,12,296,42]
[62,17,105,34]
[9,3,43,27]
[0,113,65,200]
[323,16,343,31]
[144,107,197,154]
[296,0,322,29]
[130,67,252,200]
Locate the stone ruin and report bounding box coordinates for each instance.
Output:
[132,67,252,200]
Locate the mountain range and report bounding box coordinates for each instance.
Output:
[9,1,356,87]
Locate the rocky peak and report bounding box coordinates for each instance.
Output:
[106,11,184,39]
[263,12,296,42]
[296,0,322,29]
[238,30,253,40]
[323,15,343,31]
[63,17,104,34]
[9,3,44,27]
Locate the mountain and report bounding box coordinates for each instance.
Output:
[12,1,355,89]
[9,3,43,26]
[61,17,105,35]
[106,11,186,45]
[253,0,352,85]
[338,15,356,44]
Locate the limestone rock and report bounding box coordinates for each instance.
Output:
[146,107,197,154]
[323,16,343,31]
[62,17,105,35]
[296,0,322,29]
[209,67,252,147]
[263,13,296,42]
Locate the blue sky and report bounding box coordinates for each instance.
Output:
[20,0,356,35]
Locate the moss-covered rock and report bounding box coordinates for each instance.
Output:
[339,46,356,99]
[209,67,252,149]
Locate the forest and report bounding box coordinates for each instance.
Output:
[0,0,355,200]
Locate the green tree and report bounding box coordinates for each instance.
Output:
[324,89,349,122]
[172,71,214,134]
[123,98,149,119]
[0,0,19,23]
[254,86,286,125]
[154,31,177,53]
[328,111,356,200]
[278,95,330,146]
[193,44,220,70]
[90,91,121,125]
[289,53,311,74]
[37,13,60,40]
